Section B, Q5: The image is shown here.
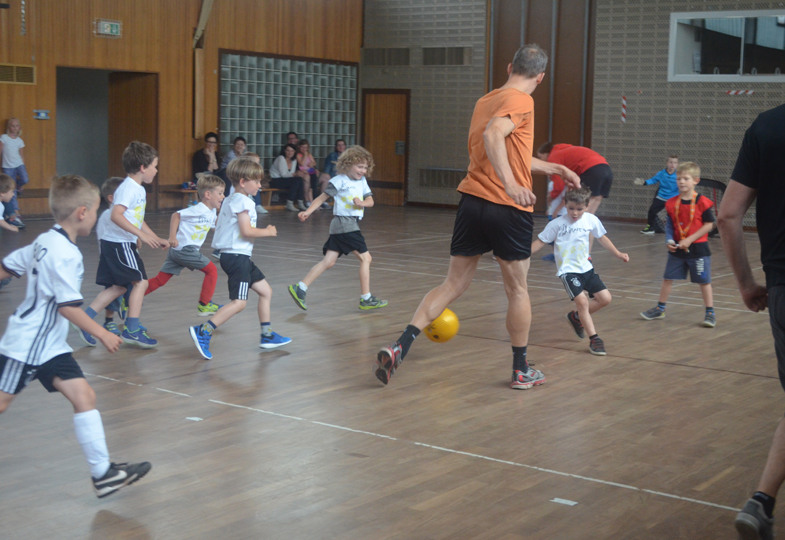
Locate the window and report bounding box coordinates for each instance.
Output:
[669,10,785,82]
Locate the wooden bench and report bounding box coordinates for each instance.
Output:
[160,188,198,207]
[259,187,288,208]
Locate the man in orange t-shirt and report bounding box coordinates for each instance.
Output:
[537,142,613,214]
[375,44,580,390]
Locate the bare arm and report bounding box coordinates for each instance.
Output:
[298,192,330,221]
[718,180,768,312]
[531,238,546,254]
[237,211,277,238]
[531,157,581,190]
[0,219,19,232]
[483,116,536,207]
[353,195,374,208]
[167,212,181,248]
[59,305,122,352]
[596,235,629,262]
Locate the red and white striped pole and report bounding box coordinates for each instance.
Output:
[621,95,627,123]
[726,90,754,95]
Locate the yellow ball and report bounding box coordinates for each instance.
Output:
[425,308,460,343]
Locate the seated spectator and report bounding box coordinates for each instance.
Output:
[221,136,247,168]
[318,139,346,209]
[192,132,221,180]
[270,144,306,212]
[296,139,320,206]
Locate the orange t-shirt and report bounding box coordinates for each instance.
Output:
[457,88,535,212]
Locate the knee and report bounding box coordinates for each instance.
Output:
[360,252,372,265]
[72,384,97,412]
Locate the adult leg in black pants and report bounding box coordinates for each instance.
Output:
[270,177,305,212]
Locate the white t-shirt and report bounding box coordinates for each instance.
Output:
[270,155,297,178]
[538,212,607,276]
[0,134,25,168]
[329,174,371,219]
[174,202,217,250]
[211,192,257,256]
[100,177,146,243]
[0,227,84,365]
[96,208,112,246]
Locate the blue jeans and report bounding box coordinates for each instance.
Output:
[2,164,29,217]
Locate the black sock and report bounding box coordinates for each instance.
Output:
[397,325,420,359]
[512,346,528,372]
[589,334,599,340]
[104,316,114,324]
[752,491,775,518]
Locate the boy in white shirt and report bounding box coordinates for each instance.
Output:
[76,141,168,349]
[189,157,291,360]
[0,175,151,497]
[95,177,130,335]
[531,187,629,356]
[288,145,387,311]
[145,174,225,315]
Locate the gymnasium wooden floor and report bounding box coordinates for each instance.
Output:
[0,205,777,539]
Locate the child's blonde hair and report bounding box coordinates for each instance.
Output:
[336,145,374,177]
[5,117,20,134]
[677,161,700,178]
[226,156,263,185]
[100,177,124,204]
[49,175,100,222]
[0,173,14,194]
[564,186,592,207]
[196,174,225,198]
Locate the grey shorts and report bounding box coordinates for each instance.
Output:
[160,245,210,276]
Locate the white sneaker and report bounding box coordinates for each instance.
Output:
[285,200,298,212]
[296,200,308,211]
[255,204,268,214]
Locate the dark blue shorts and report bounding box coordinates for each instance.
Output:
[97,240,147,287]
[663,253,711,284]
[450,194,533,261]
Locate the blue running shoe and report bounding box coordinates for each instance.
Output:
[259,331,291,349]
[103,321,122,336]
[121,327,158,348]
[189,325,213,360]
[72,323,97,347]
[541,253,555,262]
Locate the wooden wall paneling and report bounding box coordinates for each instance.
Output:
[2,0,363,216]
[551,0,588,146]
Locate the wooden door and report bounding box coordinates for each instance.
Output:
[108,72,159,206]
[361,90,409,206]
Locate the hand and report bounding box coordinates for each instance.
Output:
[262,224,277,237]
[678,238,693,251]
[618,252,630,262]
[740,282,768,312]
[633,178,645,186]
[561,167,581,190]
[504,183,536,207]
[99,330,123,353]
[667,240,679,253]
[168,237,178,249]
[352,197,363,207]
[298,211,309,222]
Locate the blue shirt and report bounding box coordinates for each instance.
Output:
[644,169,677,200]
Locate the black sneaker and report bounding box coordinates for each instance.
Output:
[589,335,606,356]
[640,225,655,235]
[735,498,774,540]
[566,311,585,339]
[92,461,152,498]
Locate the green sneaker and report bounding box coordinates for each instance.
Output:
[197,301,222,316]
[359,295,388,310]
[288,284,307,310]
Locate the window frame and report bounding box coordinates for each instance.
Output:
[668,9,785,83]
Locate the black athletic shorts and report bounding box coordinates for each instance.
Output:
[219,253,265,301]
[97,240,147,287]
[560,269,607,300]
[323,231,368,257]
[581,163,613,198]
[0,352,84,394]
[450,194,533,261]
